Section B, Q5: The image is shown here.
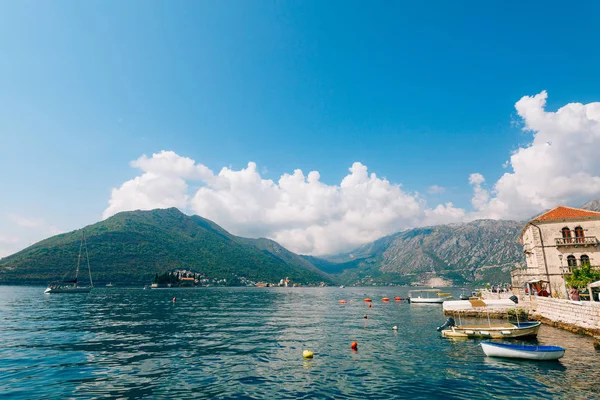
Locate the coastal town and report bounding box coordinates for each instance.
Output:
[150,270,326,288]
[440,205,600,346]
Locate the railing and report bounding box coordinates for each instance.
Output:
[555,236,599,246]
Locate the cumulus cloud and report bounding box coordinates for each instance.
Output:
[470,91,600,220]
[104,152,467,254]
[103,92,600,254]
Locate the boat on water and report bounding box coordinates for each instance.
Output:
[459,288,470,300]
[480,342,565,361]
[438,318,541,339]
[44,231,94,294]
[106,282,114,287]
[437,298,541,339]
[409,289,453,304]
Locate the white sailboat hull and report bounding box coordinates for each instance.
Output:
[410,296,453,303]
[481,342,565,360]
[45,286,92,294]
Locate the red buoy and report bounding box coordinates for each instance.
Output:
[351,341,358,350]
[364,298,372,302]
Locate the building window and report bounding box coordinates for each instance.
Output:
[580,254,590,266]
[574,226,584,243]
[567,255,577,267]
[562,227,572,243]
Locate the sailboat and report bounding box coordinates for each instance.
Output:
[44,231,94,294]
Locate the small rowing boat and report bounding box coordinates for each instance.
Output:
[480,342,565,361]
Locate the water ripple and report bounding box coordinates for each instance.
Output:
[0,286,598,399]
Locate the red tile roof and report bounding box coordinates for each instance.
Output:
[533,206,600,222]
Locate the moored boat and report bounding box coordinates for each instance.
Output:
[45,231,94,294]
[480,342,565,360]
[409,289,453,304]
[438,318,541,339]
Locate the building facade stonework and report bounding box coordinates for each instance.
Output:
[511,206,600,298]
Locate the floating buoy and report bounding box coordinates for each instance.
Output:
[368,303,372,308]
[364,298,372,302]
[339,300,347,304]
[351,341,358,350]
[382,297,390,302]
[393,326,398,330]
[394,297,401,301]
[303,350,314,359]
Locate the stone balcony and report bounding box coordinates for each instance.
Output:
[555,236,599,247]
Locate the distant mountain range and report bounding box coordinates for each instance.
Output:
[317,219,524,286]
[3,200,597,286]
[0,208,331,285]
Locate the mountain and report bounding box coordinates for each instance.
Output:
[319,219,525,286]
[0,208,331,285]
[581,199,600,212]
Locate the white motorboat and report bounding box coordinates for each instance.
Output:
[480,342,565,360]
[409,289,453,303]
[45,231,94,294]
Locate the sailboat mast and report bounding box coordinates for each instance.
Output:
[83,231,93,287]
[76,231,84,287]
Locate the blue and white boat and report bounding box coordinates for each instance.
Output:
[480,341,565,361]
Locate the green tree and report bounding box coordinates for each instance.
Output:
[565,263,600,290]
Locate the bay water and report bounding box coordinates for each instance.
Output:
[1,286,598,399]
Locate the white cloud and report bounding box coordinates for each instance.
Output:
[0,215,64,259]
[427,185,446,194]
[424,203,467,225]
[0,235,19,244]
[104,152,468,255]
[102,92,600,255]
[470,91,600,220]
[8,214,45,228]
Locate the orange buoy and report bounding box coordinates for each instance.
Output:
[339,300,347,304]
[382,297,390,302]
[364,298,372,302]
[394,297,401,301]
[351,341,358,350]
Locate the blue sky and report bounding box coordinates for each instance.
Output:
[2,1,600,255]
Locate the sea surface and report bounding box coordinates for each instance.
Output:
[0,286,598,399]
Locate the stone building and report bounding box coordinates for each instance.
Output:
[511,206,600,298]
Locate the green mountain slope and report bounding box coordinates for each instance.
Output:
[0,208,331,285]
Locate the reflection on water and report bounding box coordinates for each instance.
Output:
[0,286,598,399]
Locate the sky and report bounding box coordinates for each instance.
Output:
[2,1,600,257]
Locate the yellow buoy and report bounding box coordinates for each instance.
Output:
[303,350,314,359]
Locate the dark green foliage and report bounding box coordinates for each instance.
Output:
[0,208,332,285]
[565,263,600,290]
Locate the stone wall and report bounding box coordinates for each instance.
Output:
[529,296,600,336]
